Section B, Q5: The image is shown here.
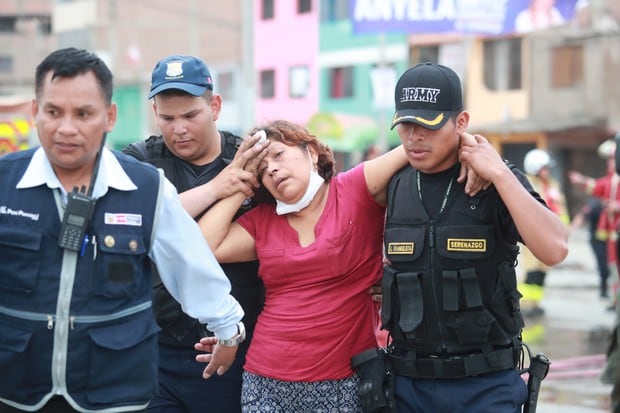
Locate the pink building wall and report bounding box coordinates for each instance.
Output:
[254,0,319,126]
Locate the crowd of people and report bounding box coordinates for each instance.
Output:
[0,47,588,413]
[570,137,620,413]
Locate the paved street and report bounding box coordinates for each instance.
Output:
[520,228,616,412]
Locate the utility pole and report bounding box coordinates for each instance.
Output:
[240,0,255,134]
[107,0,117,71]
[190,0,199,56]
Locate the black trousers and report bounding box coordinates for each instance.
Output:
[591,239,610,297]
[0,397,147,413]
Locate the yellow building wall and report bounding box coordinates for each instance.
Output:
[466,39,530,130]
[465,38,547,153]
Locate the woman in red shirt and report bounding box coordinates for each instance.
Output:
[195,120,482,412]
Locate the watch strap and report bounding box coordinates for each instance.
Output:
[217,321,246,347]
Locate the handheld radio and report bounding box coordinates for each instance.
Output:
[58,133,106,251]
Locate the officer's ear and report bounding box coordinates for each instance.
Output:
[455,111,469,135]
[208,93,222,121]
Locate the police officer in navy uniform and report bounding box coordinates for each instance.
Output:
[382,62,568,412]
[0,48,245,413]
[123,55,263,413]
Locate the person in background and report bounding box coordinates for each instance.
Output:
[569,139,620,306]
[519,148,570,317]
[571,197,609,298]
[382,62,568,413]
[0,47,244,413]
[194,119,486,412]
[514,0,565,33]
[123,55,264,413]
[601,133,620,413]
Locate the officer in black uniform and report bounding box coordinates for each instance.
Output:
[123,55,264,413]
[381,62,568,412]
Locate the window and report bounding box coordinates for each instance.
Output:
[298,0,312,13]
[320,0,348,22]
[262,0,274,20]
[551,45,583,88]
[0,17,17,33]
[370,64,396,110]
[10,16,52,35]
[483,38,522,91]
[328,66,354,99]
[216,71,235,100]
[260,69,275,98]
[38,16,52,35]
[289,66,310,98]
[0,56,12,73]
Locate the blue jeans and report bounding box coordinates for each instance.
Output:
[148,342,244,413]
[394,369,528,413]
[0,397,147,412]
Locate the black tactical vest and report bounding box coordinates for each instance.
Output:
[123,132,263,349]
[382,166,524,355]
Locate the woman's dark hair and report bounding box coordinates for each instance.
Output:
[35,47,114,105]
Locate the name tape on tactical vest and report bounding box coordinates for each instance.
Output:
[387,242,414,255]
[446,238,487,252]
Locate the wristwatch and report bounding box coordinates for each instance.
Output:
[217,321,246,347]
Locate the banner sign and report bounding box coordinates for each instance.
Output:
[351,0,582,35]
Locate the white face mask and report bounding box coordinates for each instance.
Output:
[276,149,325,215]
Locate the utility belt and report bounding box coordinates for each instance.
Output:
[390,346,517,379]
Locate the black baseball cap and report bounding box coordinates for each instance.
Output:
[148,55,213,99]
[391,62,463,130]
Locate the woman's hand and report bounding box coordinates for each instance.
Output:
[195,337,238,379]
[238,131,270,177]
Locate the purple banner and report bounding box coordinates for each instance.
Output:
[351,0,582,35]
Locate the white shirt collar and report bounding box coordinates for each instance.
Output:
[16,146,138,198]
